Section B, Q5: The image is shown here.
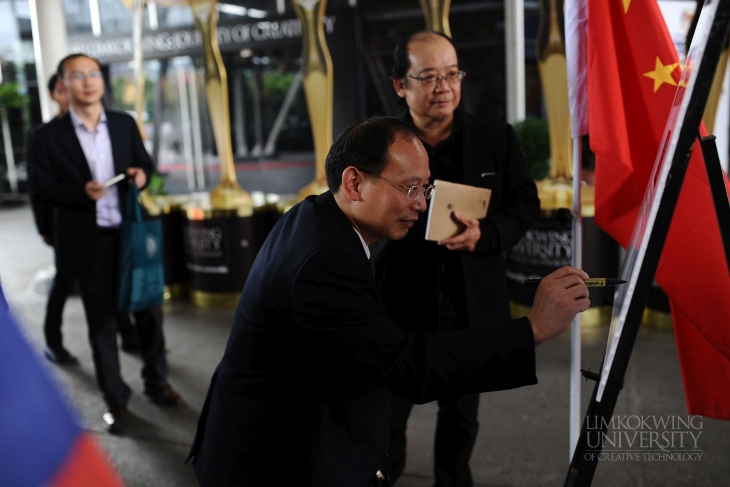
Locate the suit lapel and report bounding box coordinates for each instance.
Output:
[56,113,92,181]
[105,111,131,219]
[459,111,498,188]
[106,112,125,175]
[460,111,478,186]
[316,192,371,261]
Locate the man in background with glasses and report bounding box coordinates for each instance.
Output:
[26,74,142,368]
[381,31,541,487]
[188,117,587,486]
[29,53,182,436]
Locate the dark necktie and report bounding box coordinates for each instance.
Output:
[368,254,376,276]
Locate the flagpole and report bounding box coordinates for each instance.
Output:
[504,0,525,123]
[564,0,587,460]
[569,137,582,459]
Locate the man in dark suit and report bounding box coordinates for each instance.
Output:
[380,31,542,487]
[29,74,69,248]
[26,74,76,364]
[28,53,181,434]
[187,117,589,486]
[27,74,140,366]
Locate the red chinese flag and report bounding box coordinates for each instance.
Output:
[587,0,730,419]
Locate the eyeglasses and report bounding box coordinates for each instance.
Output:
[67,71,103,82]
[358,169,434,201]
[407,70,466,86]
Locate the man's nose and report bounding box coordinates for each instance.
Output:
[411,194,428,212]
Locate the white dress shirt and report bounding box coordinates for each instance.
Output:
[69,106,122,227]
[353,227,371,260]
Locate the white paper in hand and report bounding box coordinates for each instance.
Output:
[104,173,125,188]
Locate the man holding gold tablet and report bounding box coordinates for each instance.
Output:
[380,31,541,487]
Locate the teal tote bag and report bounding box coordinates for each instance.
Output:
[117,185,164,313]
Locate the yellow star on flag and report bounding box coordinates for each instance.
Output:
[643,57,679,93]
[623,0,632,13]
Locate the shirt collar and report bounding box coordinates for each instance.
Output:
[352,227,371,259]
[69,105,107,131]
[404,107,462,149]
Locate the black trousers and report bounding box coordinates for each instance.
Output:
[72,229,168,408]
[43,257,76,350]
[384,391,480,487]
[44,259,137,350]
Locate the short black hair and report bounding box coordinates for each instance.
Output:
[47,74,59,94]
[325,117,419,192]
[56,53,102,79]
[390,30,459,81]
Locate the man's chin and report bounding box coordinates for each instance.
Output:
[429,110,454,121]
[391,225,414,241]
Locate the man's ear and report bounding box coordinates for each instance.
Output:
[341,166,363,202]
[393,78,406,98]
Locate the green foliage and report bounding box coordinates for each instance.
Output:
[513,117,551,181]
[108,75,158,115]
[146,172,167,196]
[0,82,27,110]
[258,71,308,133]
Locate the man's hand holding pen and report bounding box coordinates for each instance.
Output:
[527,266,591,346]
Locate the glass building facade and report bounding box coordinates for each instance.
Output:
[0,0,548,196]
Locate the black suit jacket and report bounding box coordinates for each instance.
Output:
[188,191,538,486]
[26,123,53,240]
[383,110,540,331]
[28,110,153,272]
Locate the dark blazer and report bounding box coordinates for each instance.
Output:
[26,123,53,240]
[28,110,153,272]
[188,191,538,487]
[384,110,540,331]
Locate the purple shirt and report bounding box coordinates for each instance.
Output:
[69,107,121,227]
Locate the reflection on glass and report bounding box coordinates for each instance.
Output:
[69,0,194,35]
[108,50,315,196]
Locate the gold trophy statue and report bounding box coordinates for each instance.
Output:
[687,0,730,134]
[188,0,252,209]
[152,0,251,209]
[703,46,728,134]
[151,0,256,308]
[121,0,158,211]
[119,0,148,138]
[536,0,583,211]
[292,0,334,199]
[419,0,452,37]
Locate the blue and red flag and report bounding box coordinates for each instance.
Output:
[0,286,124,487]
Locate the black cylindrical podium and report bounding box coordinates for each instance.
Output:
[182,193,282,308]
[183,198,256,308]
[158,195,190,299]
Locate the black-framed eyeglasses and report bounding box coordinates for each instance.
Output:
[407,70,466,86]
[357,168,434,201]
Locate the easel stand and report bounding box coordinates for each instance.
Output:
[564,3,730,485]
